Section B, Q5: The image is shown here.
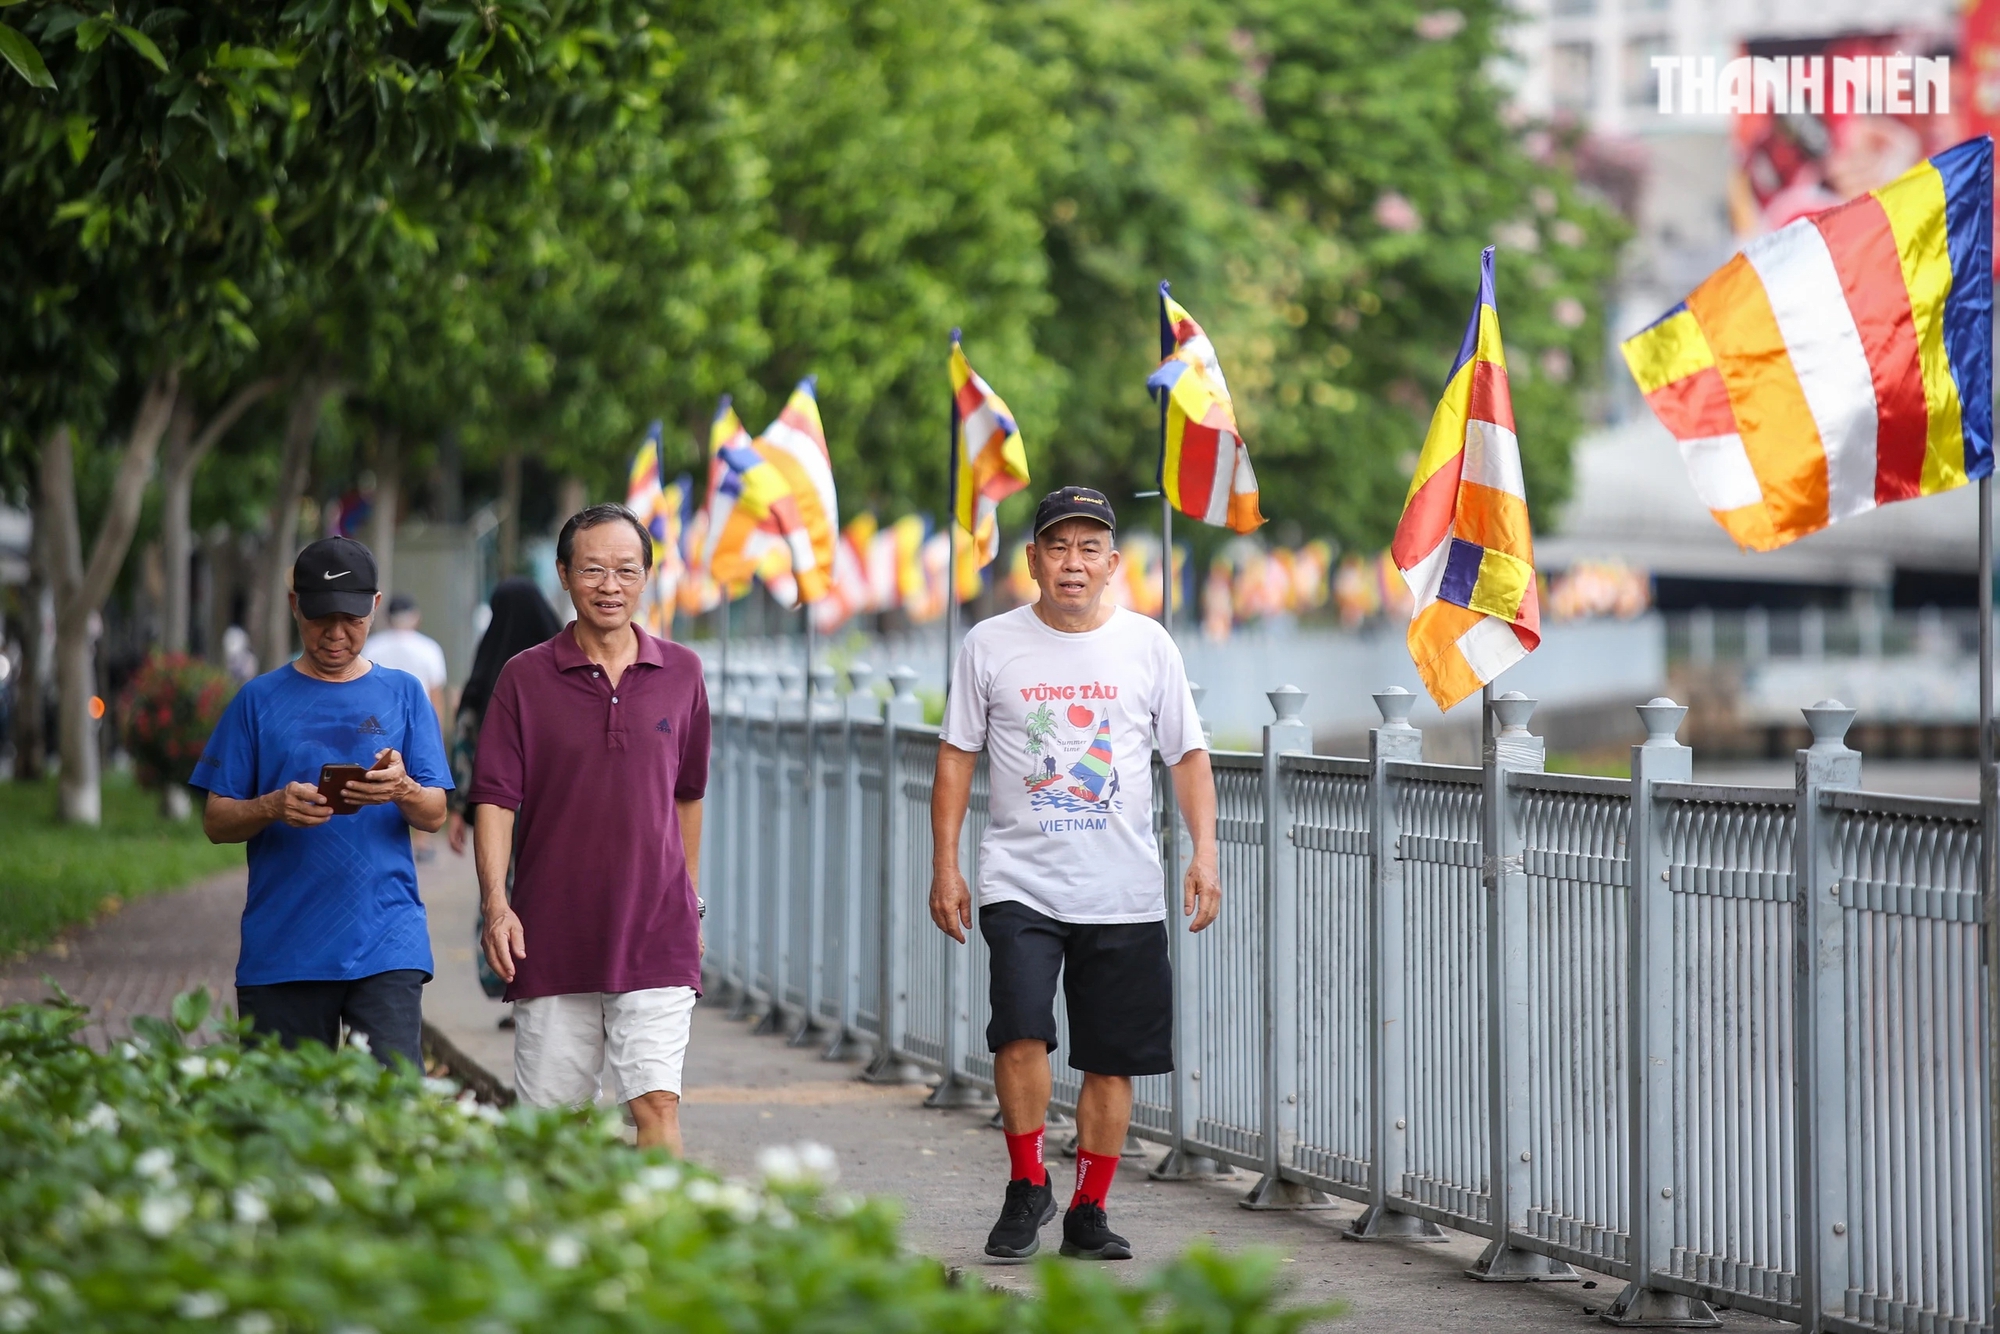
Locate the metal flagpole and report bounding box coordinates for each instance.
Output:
[1981,471,1997,1334]
[945,329,962,704]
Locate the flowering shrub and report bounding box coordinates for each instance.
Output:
[0,993,1333,1334]
[118,654,235,790]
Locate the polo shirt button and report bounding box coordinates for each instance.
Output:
[593,671,600,678]
[611,697,619,704]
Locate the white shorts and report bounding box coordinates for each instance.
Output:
[512,986,697,1109]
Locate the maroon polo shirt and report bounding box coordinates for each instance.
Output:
[466,622,709,1001]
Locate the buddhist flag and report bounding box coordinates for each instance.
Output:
[1622,136,1993,550]
[1148,283,1263,533]
[949,332,1031,566]
[1392,247,1540,712]
[703,397,822,604]
[625,420,691,634]
[752,378,840,602]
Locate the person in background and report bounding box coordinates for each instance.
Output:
[447,577,561,1012]
[191,537,453,1068]
[367,593,450,732]
[367,592,451,861]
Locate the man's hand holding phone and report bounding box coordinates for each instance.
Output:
[344,749,416,808]
[276,782,333,828]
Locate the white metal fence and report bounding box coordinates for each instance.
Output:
[699,659,1993,1334]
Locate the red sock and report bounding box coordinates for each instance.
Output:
[1004,1125,1047,1186]
[1072,1148,1120,1208]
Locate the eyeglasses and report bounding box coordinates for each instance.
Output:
[572,565,647,588]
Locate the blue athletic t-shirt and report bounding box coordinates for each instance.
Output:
[191,662,453,986]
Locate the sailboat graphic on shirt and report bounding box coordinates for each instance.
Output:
[1065,716,1120,805]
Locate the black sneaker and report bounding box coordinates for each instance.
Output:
[984,1176,1057,1261]
[1059,1199,1133,1260]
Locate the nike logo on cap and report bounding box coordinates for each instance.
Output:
[322,570,349,580]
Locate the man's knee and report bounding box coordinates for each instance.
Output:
[629,1089,680,1123]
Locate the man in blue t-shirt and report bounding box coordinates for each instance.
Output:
[191,536,453,1068]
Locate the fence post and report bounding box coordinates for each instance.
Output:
[826,661,878,1061]
[791,663,839,1047]
[1152,679,1234,1181]
[1794,699,1859,1334]
[864,666,928,1083]
[1605,697,1717,1326]
[754,664,806,1035]
[1347,686,1446,1241]
[1243,685,1333,1209]
[1469,691,1577,1281]
[730,665,774,1021]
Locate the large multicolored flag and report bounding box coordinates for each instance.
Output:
[625,420,692,634]
[751,379,840,602]
[702,397,825,604]
[1622,136,1993,550]
[949,333,1031,566]
[1392,247,1540,712]
[1148,284,1264,533]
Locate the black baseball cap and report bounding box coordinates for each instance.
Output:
[1032,486,1117,538]
[293,537,379,619]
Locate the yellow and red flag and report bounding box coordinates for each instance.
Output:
[702,397,823,604]
[1392,247,1539,711]
[1623,136,1992,550]
[751,379,840,602]
[949,333,1031,567]
[1148,284,1263,533]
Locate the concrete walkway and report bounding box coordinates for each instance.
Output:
[2,852,1796,1332]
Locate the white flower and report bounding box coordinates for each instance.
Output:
[353,1162,392,1189]
[177,1291,228,1319]
[634,1165,680,1193]
[544,1235,585,1270]
[302,1175,337,1205]
[0,1267,19,1295]
[134,1147,175,1180]
[0,1296,36,1331]
[178,1056,210,1079]
[117,1043,139,1061]
[231,1188,269,1225]
[83,1103,120,1134]
[345,1031,372,1055]
[234,1314,275,1334]
[422,1077,458,1098]
[757,1141,838,1187]
[138,1193,191,1237]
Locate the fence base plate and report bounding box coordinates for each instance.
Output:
[859,1053,928,1085]
[821,1029,868,1063]
[1343,1204,1447,1242]
[1240,1175,1336,1211]
[1598,1284,1720,1327]
[1149,1149,1239,1181]
[749,1006,788,1037]
[1466,1242,1581,1282]
[785,1018,825,1049]
[922,1075,997,1110]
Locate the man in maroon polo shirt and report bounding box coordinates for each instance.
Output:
[468,504,710,1153]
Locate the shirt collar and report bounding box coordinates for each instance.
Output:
[551,622,667,673]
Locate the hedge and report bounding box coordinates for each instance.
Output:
[0,992,1338,1333]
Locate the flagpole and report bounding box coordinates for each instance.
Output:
[1980,471,1997,1334]
[945,329,962,705]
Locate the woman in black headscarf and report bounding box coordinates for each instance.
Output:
[447,578,560,1010]
[446,577,562,853]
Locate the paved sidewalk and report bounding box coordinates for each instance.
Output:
[3,854,1796,1332]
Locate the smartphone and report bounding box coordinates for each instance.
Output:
[317,764,369,815]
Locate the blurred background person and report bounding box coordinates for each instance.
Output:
[368,592,451,861]
[448,577,561,1013]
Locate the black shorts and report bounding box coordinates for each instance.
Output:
[979,900,1173,1077]
[236,969,427,1070]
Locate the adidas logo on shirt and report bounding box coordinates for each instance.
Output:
[356,716,386,736]
[655,717,673,734]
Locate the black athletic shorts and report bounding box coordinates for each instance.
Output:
[236,969,427,1070]
[979,899,1173,1077]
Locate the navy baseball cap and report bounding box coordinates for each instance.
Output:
[293,537,379,619]
[1031,486,1117,538]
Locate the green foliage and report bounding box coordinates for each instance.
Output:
[0,773,239,958]
[116,652,236,790]
[0,993,1339,1332]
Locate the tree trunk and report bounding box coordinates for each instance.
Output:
[259,376,331,670]
[159,783,191,821]
[42,366,180,825]
[497,448,523,576]
[434,425,463,523]
[161,378,279,656]
[367,425,402,597]
[556,473,587,524]
[11,497,51,780]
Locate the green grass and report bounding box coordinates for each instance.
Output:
[0,772,239,958]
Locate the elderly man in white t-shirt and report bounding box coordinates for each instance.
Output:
[931,486,1220,1264]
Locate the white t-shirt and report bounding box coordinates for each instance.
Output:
[367,628,449,692]
[942,605,1205,923]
